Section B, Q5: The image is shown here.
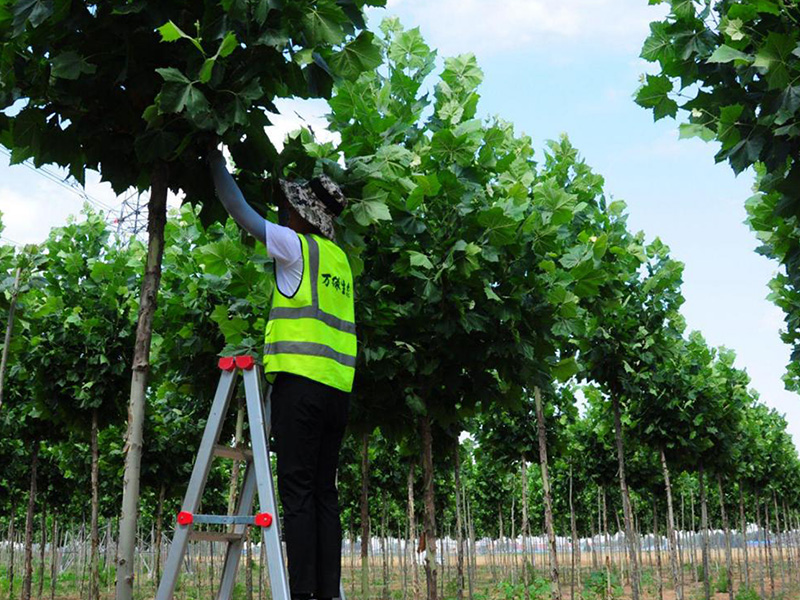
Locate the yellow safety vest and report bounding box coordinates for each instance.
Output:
[264,234,357,392]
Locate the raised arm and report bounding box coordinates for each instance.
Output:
[207,147,267,245]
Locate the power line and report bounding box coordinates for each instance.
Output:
[0,148,117,213]
[0,235,21,246]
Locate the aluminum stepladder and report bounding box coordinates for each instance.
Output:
[155,355,290,600]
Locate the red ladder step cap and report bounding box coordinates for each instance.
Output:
[235,355,255,370]
[218,357,236,372]
[177,511,194,526]
[255,512,273,527]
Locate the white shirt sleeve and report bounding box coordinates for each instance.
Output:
[265,221,303,297]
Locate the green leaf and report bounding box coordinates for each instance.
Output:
[408,251,433,270]
[640,22,675,63]
[329,31,382,81]
[553,357,580,382]
[352,200,391,226]
[156,67,191,84]
[50,52,97,80]
[303,0,346,45]
[157,20,185,42]
[199,58,216,84]
[217,31,238,58]
[753,33,796,90]
[635,74,678,121]
[707,45,752,64]
[679,123,716,142]
[12,0,53,35]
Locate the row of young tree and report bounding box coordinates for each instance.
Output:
[0,3,798,600]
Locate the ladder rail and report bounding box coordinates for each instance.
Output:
[155,368,238,600]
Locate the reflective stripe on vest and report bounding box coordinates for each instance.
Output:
[264,234,356,392]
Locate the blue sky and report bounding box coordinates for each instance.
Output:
[1,0,796,443]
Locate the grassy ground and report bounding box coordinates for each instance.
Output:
[2,556,798,600]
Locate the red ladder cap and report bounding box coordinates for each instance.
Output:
[218,357,236,372]
[177,511,194,526]
[255,512,273,528]
[235,355,255,370]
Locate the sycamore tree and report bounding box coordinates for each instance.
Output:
[0,1,385,594]
[635,0,800,389]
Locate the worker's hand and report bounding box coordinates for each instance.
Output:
[199,133,221,159]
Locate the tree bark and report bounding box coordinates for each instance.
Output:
[569,463,579,600]
[521,458,531,600]
[654,498,663,600]
[90,409,100,600]
[408,461,420,600]
[764,496,775,600]
[49,514,57,600]
[0,267,21,412]
[659,447,682,600]
[116,162,169,600]
[9,496,16,600]
[360,432,371,600]
[154,483,165,587]
[772,492,784,592]
[699,464,710,600]
[22,442,39,600]
[420,414,438,600]
[454,442,465,600]
[611,395,640,600]
[534,386,562,600]
[37,503,46,600]
[739,483,750,591]
[716,475,733,600]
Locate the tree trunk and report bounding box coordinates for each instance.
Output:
[534,386,562,600]
[772,492,784,592]
[739,483,750,591]
[49,515,57,600]
[154,483,166,587]
[659,447,682,600]
[420,414,438,600]
[22,442,39,600]
[0,267,21,412]
[90,409,100,600]
[654,498,663,600]
[37,503,46,600]
[691,491,698,583]
[8,496,16,600]
[360,432,370,600]
[521,458,531,600]
[756,495,766,600]
[116,162,169,600]
[699,464,710,600]
[569,463,579,600]
[716,475,733,600]
[603,487,612,600]
[246,528,253,600]
[454,442,465,600]
[611,395,640,600]
[227,397,245,519]
[764,496,775,600]
[381,493,388,600]
[408,461,420,600]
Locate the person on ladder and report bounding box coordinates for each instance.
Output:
[206,142,356,600]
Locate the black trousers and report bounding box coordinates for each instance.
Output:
[270,372,349,598]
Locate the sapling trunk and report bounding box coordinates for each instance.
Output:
[408,461,420,600]
[22,443,39,600]
[534,386,562,600]
[37,504,46,600]
[521,458,531,600]
[716,475,733,600]
[611,395,640,600]
[454,443,465,600]
[659,447,682,600]
[419,414,438,600]
[739,483,749,590]
[569,463,579,600]
[116,162,169,600]
[155,483,165,586]
[49,515,57,600]
[91,409,100,600]
[764,496,775,599]
[360,432,370,600]
[699,464,710,600]
[654,498,663,600]
[772,492,784,591]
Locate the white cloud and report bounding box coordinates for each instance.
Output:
[372,0,670,57]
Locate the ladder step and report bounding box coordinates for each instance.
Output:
[213,444,253,461]
[189,531,244,543]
